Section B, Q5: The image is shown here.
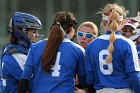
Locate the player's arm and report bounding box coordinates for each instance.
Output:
[18,46,34,93]
[85,46,95,93]
[125,41,140,93]
[128,71,140,93]
[76,48,86,89]
[18,62,33,93]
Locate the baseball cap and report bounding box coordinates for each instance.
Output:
[123,19,139,30]
[130,29,140,41]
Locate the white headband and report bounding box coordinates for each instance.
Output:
[102,14,123,21]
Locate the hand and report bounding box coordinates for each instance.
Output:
[75,87,86,93]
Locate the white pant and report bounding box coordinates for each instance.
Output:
[96,88,134,93]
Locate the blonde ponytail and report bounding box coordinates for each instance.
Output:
[102,4,128,63]
[106,11,119,63]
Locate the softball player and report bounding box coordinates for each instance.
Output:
[77,21,98,49]
[0,12,42,93]
[85,4,140,93]
[18,12,86,93]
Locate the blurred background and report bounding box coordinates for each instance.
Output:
[0,0,140,56]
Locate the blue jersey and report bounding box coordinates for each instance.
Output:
[22,38,85,93]
[136,45,140,64]
[85,31,140,90]
[1,44,28,93]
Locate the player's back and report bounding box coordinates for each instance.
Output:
[1,44,28,93]
[86,32,140,90]
[24,38,85,93]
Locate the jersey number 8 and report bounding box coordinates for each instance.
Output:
[99,50,113,75]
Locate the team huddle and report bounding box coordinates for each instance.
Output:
[0,3,140,93]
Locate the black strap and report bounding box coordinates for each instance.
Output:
[18,79,30,93]
[87,84,96,93]
[65,12,71,34]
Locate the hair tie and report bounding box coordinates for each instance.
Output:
[56,22,65,33]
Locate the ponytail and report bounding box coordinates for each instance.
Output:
[101,4,128,63]
[106,11,119,63]
[42,22,65,72]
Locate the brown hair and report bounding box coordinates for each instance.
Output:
[77,21,98,36]
[42,12,76,72]
[9,34,19,44]
[101,4,128,63]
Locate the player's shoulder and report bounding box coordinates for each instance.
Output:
[98,34,135,45]
[63,38,85,54]
[73,42,85,53]
[116,35,136,47]
[31,39,47,48]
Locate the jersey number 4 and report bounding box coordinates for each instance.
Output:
[51,52,61,77]
[99,50,113,75]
